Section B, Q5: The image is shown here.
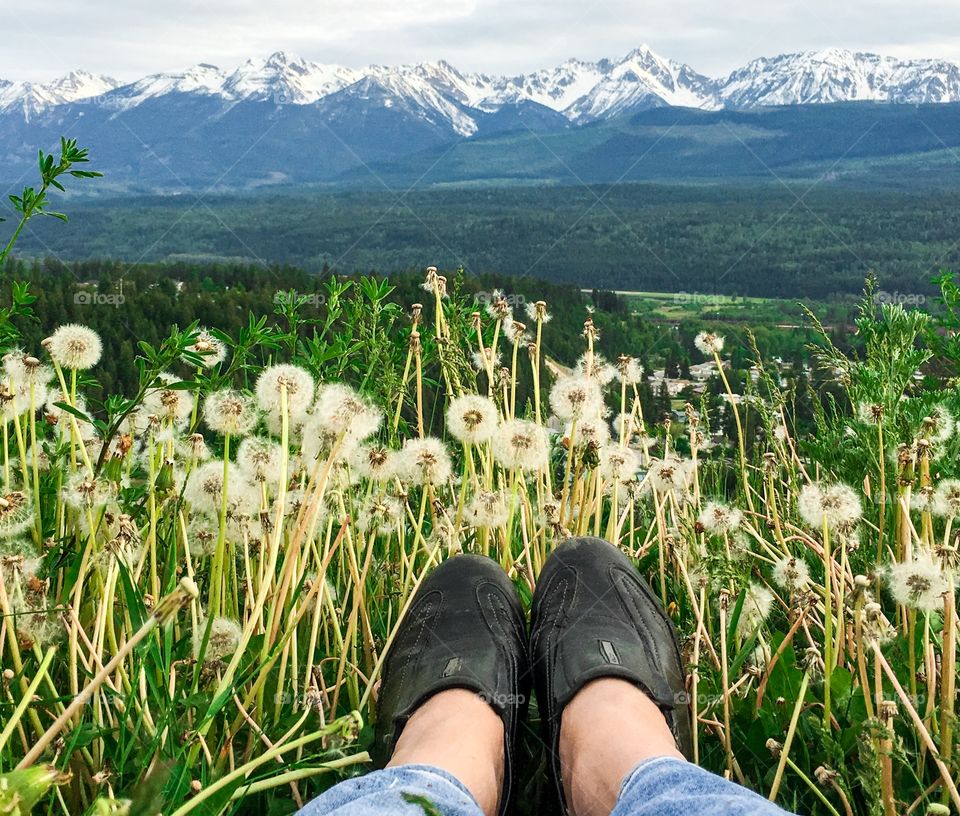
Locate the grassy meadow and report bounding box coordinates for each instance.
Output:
[1,140,960,816]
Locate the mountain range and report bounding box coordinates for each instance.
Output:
[4,46,960,190]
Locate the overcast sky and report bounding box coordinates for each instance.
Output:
[5,0,960,82]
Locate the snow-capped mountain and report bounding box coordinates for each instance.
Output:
[720,48,960,107]
[7,46,960,127]
[0,70,119,118]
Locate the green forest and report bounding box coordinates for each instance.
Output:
[12,182,960,298]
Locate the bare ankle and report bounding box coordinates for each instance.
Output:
[388,688,504,816]
[560,679,685,816]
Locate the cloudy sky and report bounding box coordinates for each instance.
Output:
[5,0,960,82]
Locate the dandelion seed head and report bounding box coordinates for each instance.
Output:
[889,552,950,612]
[798,482,861,531]
[313,384,382,440]
[46,324,102,370]
[203,389,258,436]
[647,457,692,494]
[471,347,501,372]
[933,479,960,518]
[484,290,512,321]
[549,374,603,422]
[616,355,644,385]
[575,354,617,386]
[237,437,284,484]
[144,373,194,425]
[0,492,34,540]
[397,437,453,486]
[466,489,510,528]
[698,501,743,535]
[491,419,550,472]
[599,445,639,484]
[446,394,498,445]
[64,473,111,512]
[194,616,243,662]
[772,556,811,592]
[349,443,397,482]
[525,300,551,323]
[185,329,227,368]
[356,492,403,536]
[569,416,610,448]
[737,582,775,637]
[694,331,725,356]
[255,364,314,420]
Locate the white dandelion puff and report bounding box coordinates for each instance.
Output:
[237,436,284,484]
[797,482,861,531]
[446,394,499,445]
[524,300,551,323]
[144,373,194,426]
[313,383,382,441]
[694,331,725,356]
[575,354,617,385]
[397,437,453,486]
[737,583,775,638]
[255,364,314,421]
[185,329,228,368]
[698,501,743,535]
[194,616,243,662]
[599,445,639,484]
[45,324,102,370]
[616,355,644,385]
[888,552,951,613]
[933,479,960,518]
[772,556,811,592]
[549,374,603,422]
[203,389,258,436]
[356,493,403,537]
[466,489,510,528]
[0,492,34,539]
[492,419,550,472]
[349,443,397,482]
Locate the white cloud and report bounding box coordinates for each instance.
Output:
[3,0,960,82]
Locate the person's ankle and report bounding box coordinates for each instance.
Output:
[560,678,684,816]
[388,688,504,816]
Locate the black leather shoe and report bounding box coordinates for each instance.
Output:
[530,536,692,813]
[373,554,529,816]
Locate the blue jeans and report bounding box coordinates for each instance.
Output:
[296,757,792,815]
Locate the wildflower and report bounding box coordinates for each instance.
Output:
[194,616,243,662]
[525,300,551,323]
[569,416,610,448]
[694,331,724,356]
[184,461,230,515]
[45,324,102,370]
[646,457,692,494]
[185,329,227,368]
[492,419,550,472]
[772,556,811,592]
[616,355,644,385]
[349,443,397,482]
[237,437,284,483]
[300,415,357,467]
[922,404,955,446]
[856,402,884,425]
[912,486,939,514]
[204,389,258,436]
[63,473,111,512]
[933,479,960,517]
[797,482,862,532]
[737,582,775,637]
[471,347,501,372]
[599,445,639,484]
[0,492,34,539]
[503,320,527,344]
[446,394,499,445]
[313,384,382,440]
[485,290,512,321]
[549,375,603,422]
[356,493,403,537]
[144,373,194,426]
[255,364,314,421]
[187,514,219,557]
[398,437,453,486]
[466,490,510,528]
[888,552,950,612]
[698,501,743,535]
[576,354,617,385]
